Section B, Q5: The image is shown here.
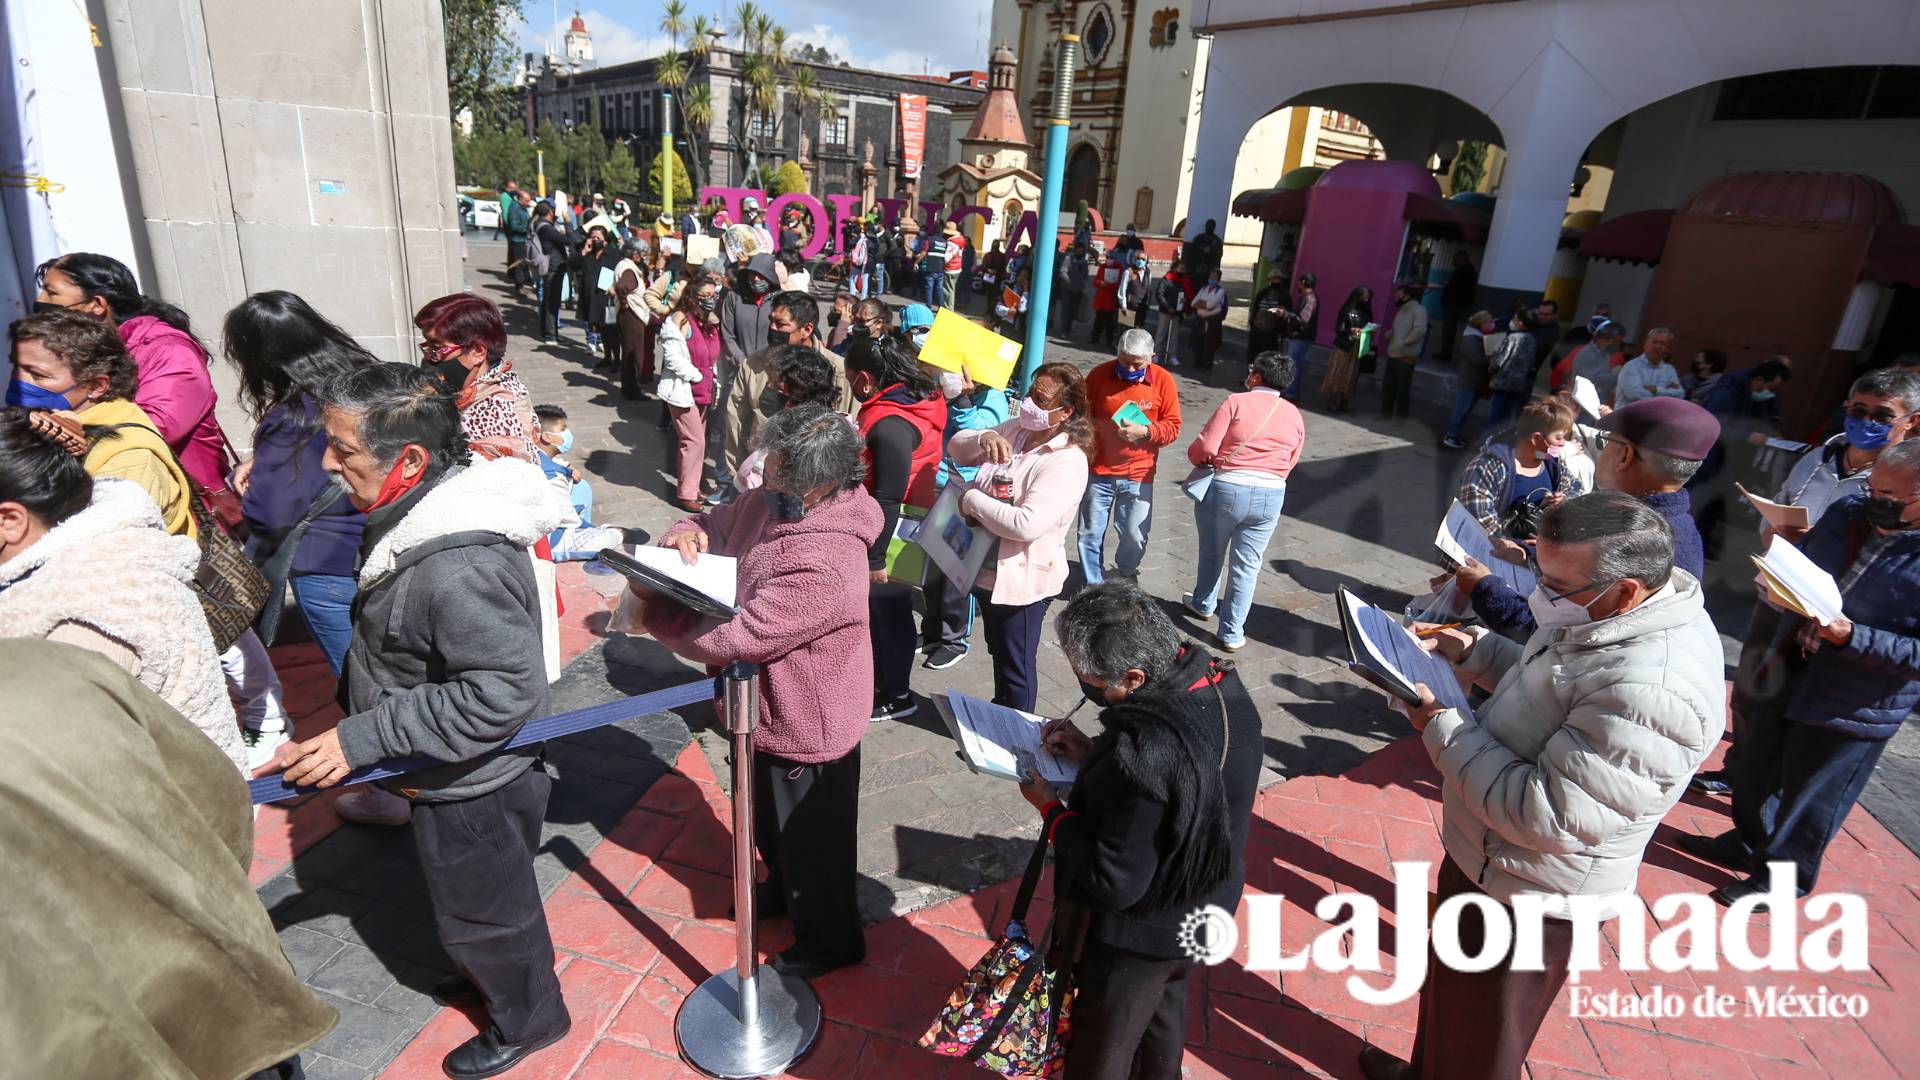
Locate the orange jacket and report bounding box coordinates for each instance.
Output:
[1085,360,1183,480]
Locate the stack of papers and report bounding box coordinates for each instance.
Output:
[1435,500,1537,594]
[1751,534,1844,626]
[596,546,739,619]
[1335,588,1471,712]
[1737,483,1812,531]
[933,691,1078,786]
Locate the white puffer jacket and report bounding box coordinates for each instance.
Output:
[0,479,245,772]
[1423,570,1726,917]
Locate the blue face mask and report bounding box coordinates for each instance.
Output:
[1119,364,1149,383]
[1752,389,1776,403]
[763,489,807,521]
[1844,414,1895,451]
[554,429,575,454]
[5,377,76,410]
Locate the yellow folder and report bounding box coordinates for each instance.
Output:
[919,307,1022,389]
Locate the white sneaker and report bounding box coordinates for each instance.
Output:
[334,785,413,826]
[242,727,291,772]
[555,524,624,561]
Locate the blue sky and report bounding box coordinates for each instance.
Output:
[519,0,996,77]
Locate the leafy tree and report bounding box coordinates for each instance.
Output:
[770,160,807,196]
[453,120,536,187]
[1449,141,1489,195]
[601,144,641,198]
[442,0,521,127]
[649,147,694,206]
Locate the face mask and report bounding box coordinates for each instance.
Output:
[939,371,965,400]
[1018,397,1057,430]
[748,277,771,296]
[1543,442,1564,459]
[849,322,871,339]
[1862,495,1915,531]
[908,327,930,350]
[828,310,842,328]
[1119,364,1149,383]
[4,377,77,410]
[1844,414,1896,451]
[553,429,575,454]
[1526,582,1613,630]
[429,357,473,393]
[696,295,719,313]
[768,325,791,349]
[366,447,430,512]
[31,300,80,316]
[1208,278,1221,288]
[763,489,807,521]
[1752,389,1776,403]
[1078,678,1110,707]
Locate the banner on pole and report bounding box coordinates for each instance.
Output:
[899,94,927,179]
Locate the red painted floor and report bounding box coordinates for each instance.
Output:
[369,733,1917,1078]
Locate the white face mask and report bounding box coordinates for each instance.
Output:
[1526,582,1613,630]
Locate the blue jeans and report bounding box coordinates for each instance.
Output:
[291,573,356,676]
[1445,386,1483,442]
[1487,390,1527,429]
[1078,475,1155,584]
[1285,338,1311,398]
[922,269,945,309]
[1188,480,1286,645]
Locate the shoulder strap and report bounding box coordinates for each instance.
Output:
[1216,394,1289,469]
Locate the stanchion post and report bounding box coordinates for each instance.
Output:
[676,662,821,1078]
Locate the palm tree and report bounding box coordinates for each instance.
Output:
[655,48,687,92]
[687,14,713,59]
[732,2,763,50]
[766,25,788,71]
[681,83,713,191]
[788,65,820,123]
[659,0,686,48]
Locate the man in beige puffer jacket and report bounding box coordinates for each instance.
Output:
[1363,492,1726,1080]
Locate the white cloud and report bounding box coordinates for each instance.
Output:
[519,8,668,67]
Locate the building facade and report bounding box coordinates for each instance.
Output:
[523,38,983,208]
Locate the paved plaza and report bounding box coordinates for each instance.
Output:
[247,239,1920,1078]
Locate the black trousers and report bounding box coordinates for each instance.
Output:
[754,746,864,962]
[1408,857,1573,1079]
[410,766,569,1043]
[540,269,567,338]
[919,562,973,651]
[506,239,527,287]
[1090,308,1120,349]
[1380,356,1418,417]
[1065,941,1193,1080]
[978,593,1052,712]
[869,580,918,699]
[1056,290,1085,335]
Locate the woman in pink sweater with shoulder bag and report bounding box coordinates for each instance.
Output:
[1182,350,1307,651]
[945,361,1093,711]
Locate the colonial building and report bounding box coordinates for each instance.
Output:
[522,26,982,206]
[939,45,1042,253]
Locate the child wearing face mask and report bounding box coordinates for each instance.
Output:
[1456,396,1585,564]
[533,405,624,560]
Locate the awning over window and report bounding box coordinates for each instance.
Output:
[1577,209,1675,265]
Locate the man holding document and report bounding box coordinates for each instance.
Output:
[1682,441,1920,905]
[1366,493,1726,1080]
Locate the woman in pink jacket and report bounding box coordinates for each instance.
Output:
[640,403,882,978]
[35,254,231,493]
[1182,350,1307,651]
[945,361,1093,711]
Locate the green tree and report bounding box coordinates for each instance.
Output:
[649,146,694,205]
[453,121,536,187]
[441,0,521,127]
[1449,141,1489,195]
[601,144,641,198]
[770,160,807,196]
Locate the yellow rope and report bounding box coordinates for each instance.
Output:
[0,174,67,195]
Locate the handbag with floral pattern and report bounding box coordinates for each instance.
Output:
[920,837,1074,1077]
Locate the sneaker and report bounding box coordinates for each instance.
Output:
[1687,769,1732,796]
[1217,636,1245,653]
[334,785,413,827]
[553,524,624,561]
[871,693,918,722]
[1181,594,1213,620]
[923,643,968,670]
[242,727,291,772]
[1440,436,1466,450]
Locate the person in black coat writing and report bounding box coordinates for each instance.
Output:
[1020,583,1263,1080]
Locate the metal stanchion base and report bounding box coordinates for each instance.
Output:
[675,967,822,1079]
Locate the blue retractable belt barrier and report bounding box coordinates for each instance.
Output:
[249,675,720,805]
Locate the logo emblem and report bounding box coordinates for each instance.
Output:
[1176,905,1238,965]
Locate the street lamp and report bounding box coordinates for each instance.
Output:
[1017,32,1079,389]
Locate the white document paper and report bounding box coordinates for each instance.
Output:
[1438,500,1537,595]
[1758,533,1844,626]
[1572,375,1603,420]
[937,691,1077,786]
[596,265,616,291]
[1736,483,1812,532]
[621,544,738,609]
[1336,589,1471,712]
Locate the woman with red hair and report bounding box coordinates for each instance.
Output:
[413,293,540,462]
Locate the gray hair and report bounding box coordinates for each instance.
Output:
[319,362,465,477]
[1538,491,1675,591]
[1879,440,1920,475]
[1249,350,1295,392]
[1644,326,1675,340]
[1118,327,1154,359]
[698,257,726,280]
[1639,445,1702,483]
[757,403,865,495]
[1851,368,1920,414]
[1054,583,1184,684]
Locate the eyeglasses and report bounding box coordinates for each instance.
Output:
[1845,404,1913,425]
[419,339,460,361]
[1541,577,1614,604]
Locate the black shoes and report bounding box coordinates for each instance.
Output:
[872,693,917,722]
[923,643,968,670]
[770,946,864,980]
[1674,831,1751,874]
[1688,768,1732,796]
[1357,1045,1415,1080]
[441,1019,571,1079]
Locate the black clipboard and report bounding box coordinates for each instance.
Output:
[595,548,738,619]
[1334,586,1470,711]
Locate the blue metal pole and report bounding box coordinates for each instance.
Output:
[1017,33,1079,391]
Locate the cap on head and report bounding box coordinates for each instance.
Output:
[1594,397,1722,461]
[942,221,960,237]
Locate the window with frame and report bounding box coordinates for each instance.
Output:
[826,114,849,146]
[750,112,777,140]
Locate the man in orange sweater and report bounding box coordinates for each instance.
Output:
[1078,327,1183,583]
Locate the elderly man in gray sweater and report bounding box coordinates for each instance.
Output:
[1364,492,1727,1080]
[271,364,576,1080]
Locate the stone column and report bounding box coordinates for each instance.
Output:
[99,0,462,375]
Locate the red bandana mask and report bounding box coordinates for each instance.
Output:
[365,446,428,511]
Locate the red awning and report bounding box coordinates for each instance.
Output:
[1230,188,1312,223]
[1864,223,1920,288]
[1403,193,1489,243]
[1578,209,1675,265]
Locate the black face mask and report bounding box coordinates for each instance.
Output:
[849,322,871,339]
[696,296,719,313]
[763,489,807,521]
[1079,678,1110,707]
[429,357,473,393]
[1862,496,1915,531]
[828,311,842,328]
[32,300,77,316]
[769,325,795,350]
